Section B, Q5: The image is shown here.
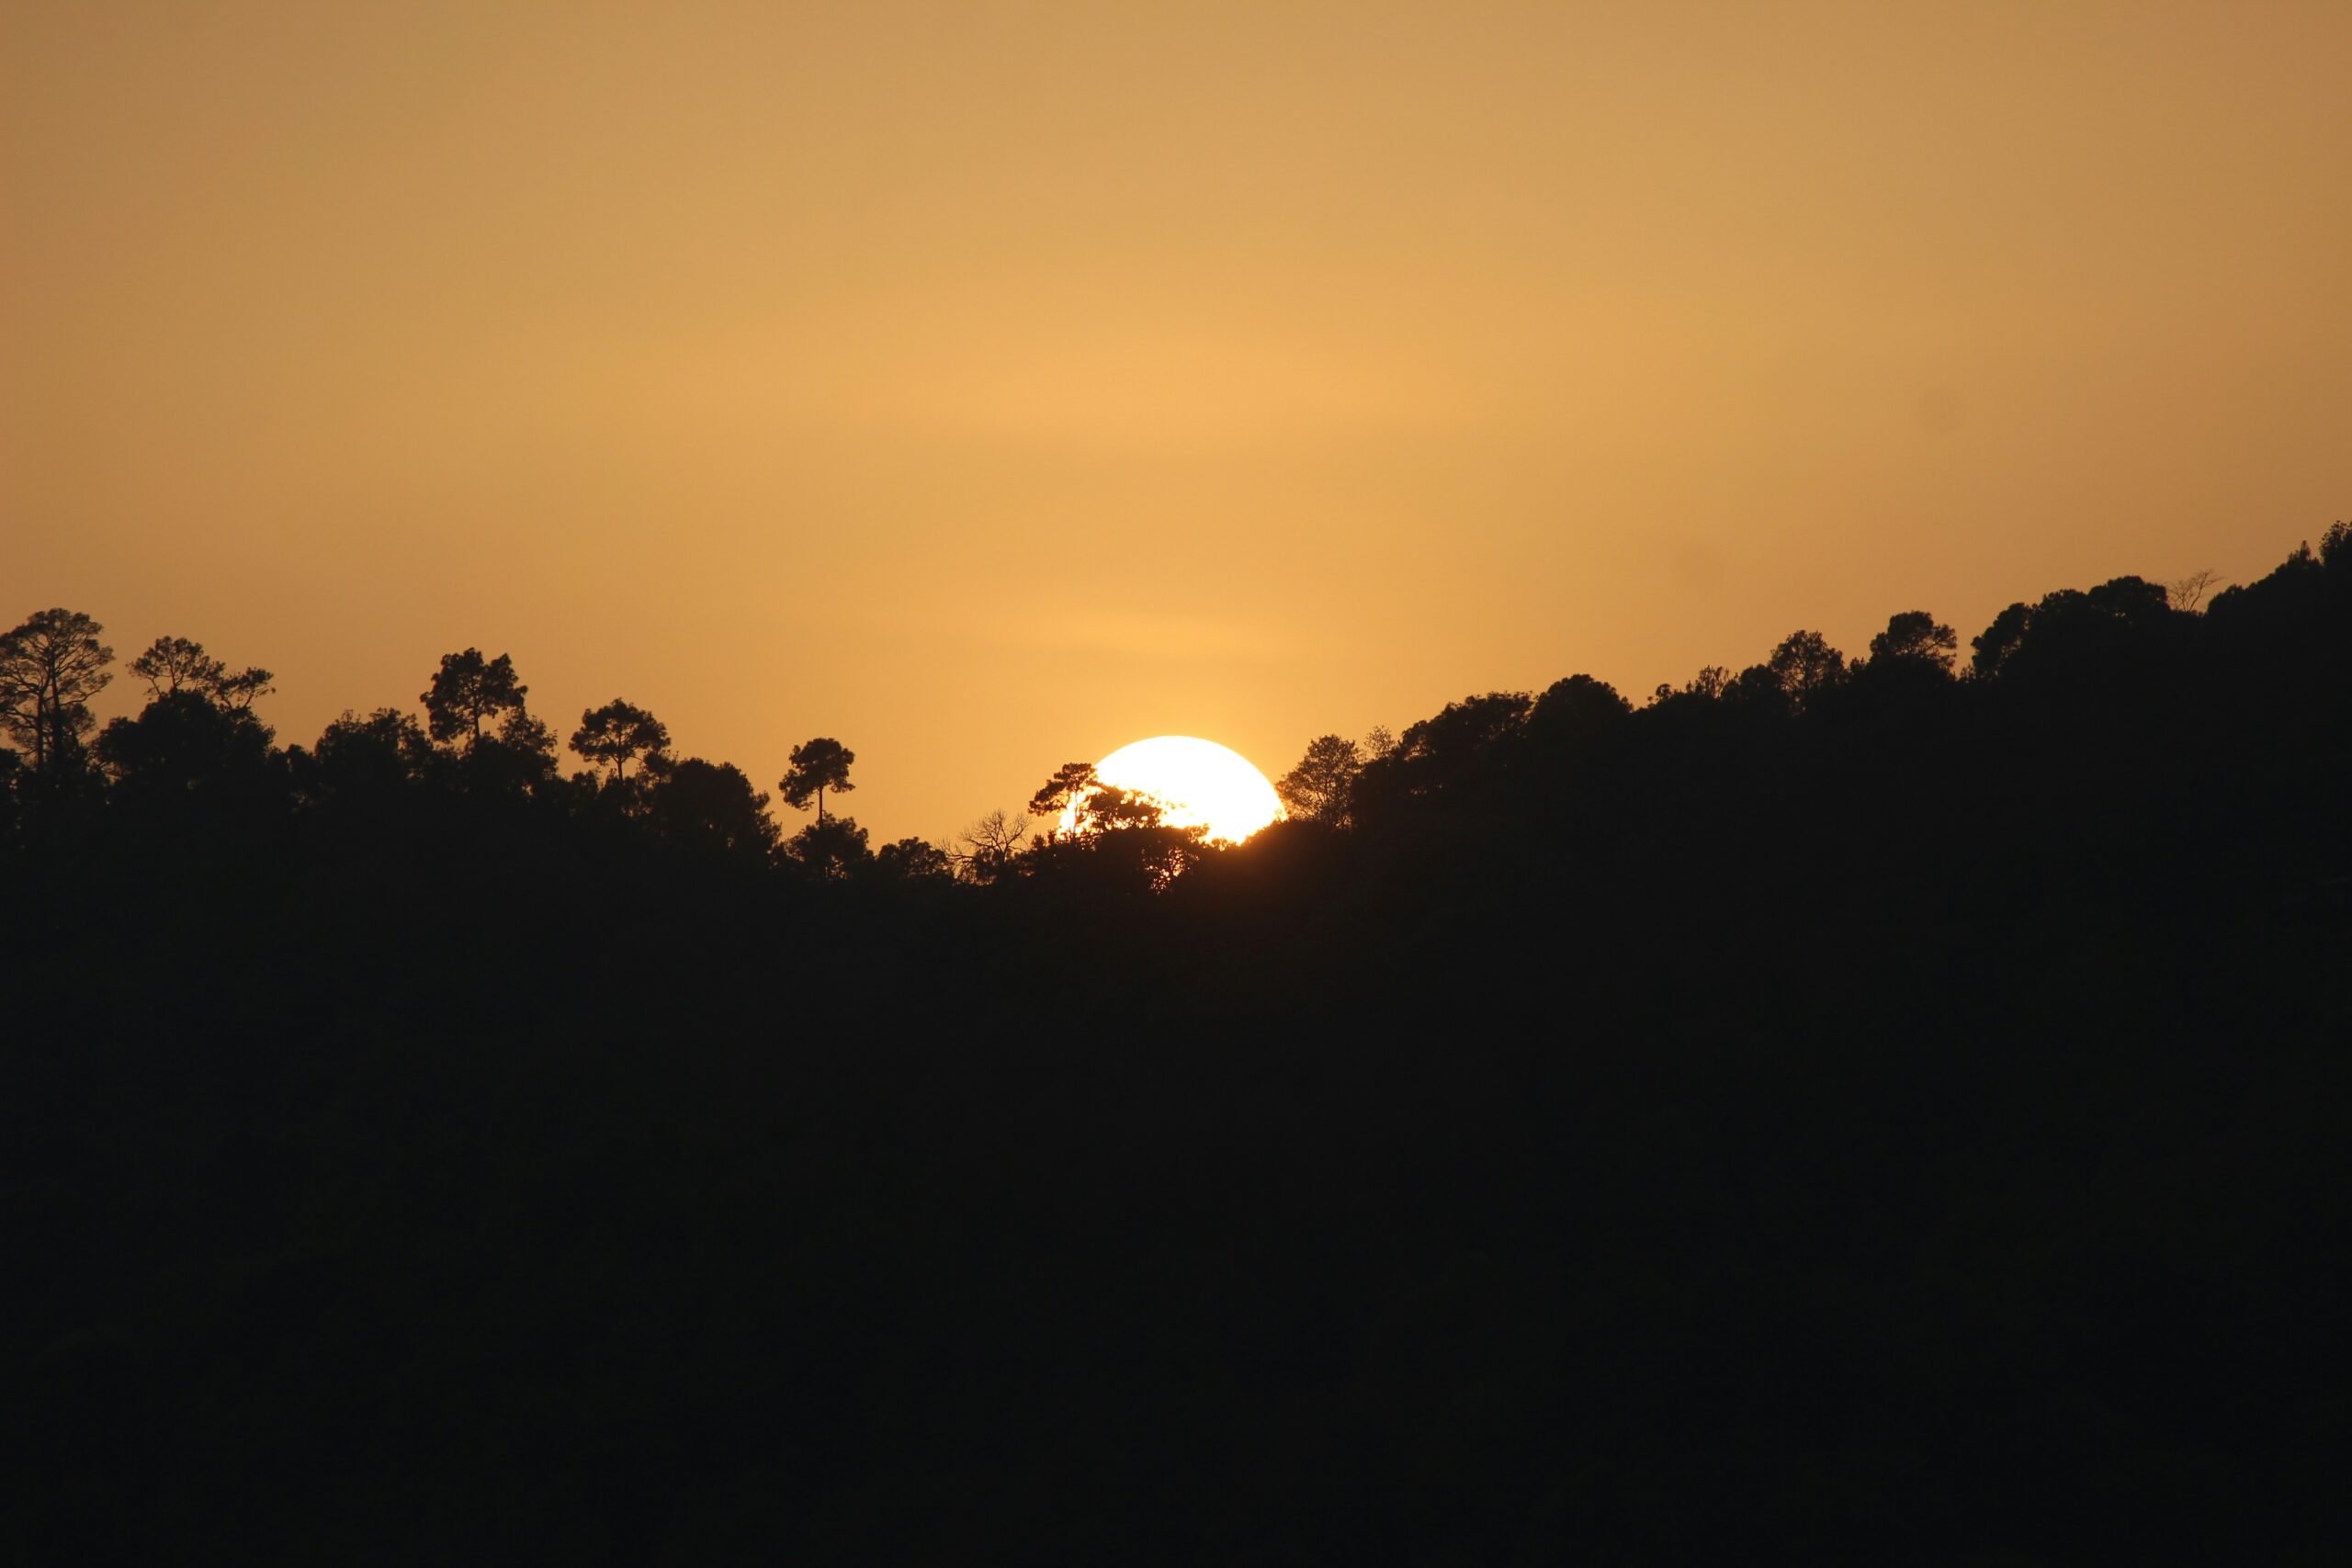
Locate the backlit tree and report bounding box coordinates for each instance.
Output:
[1276,735,1363,828]
[571,700,672,784]
[780,737,855,824]
[0,608,114,773]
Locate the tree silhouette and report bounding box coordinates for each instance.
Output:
[489,711,560,771]
[421,649,554,794]
[1865,612,1959,672]
[1528,675,1632,750]
[875,837,954,881]
[951,808,1031,883]
[0,608,114,773]
[1276,735,1363,828]
[1723,660,1793,712]
[780,738,855,824]
[422,649,530,749]
[787,815,873,880]
[649,758,778,860]
[128,636,273,712]
[1018,761,1203,890]
[8,519,2352,1563]
[571,700,672,784]
[1695,665,1733,698]
[1971,603,2032,679]
[1356,692,1532,819]
[1969,577,2179,690]
[301,708,434,802]
[96,689,278,805]
[1763,629,1847,709]
[1079,784,1170,833]
[2090,575,2173,623]
[1024,763,1172,837]
[2166,570,2223,615]
[1027,761,1100,824]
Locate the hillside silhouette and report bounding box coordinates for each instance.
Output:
[5,524,2349,1562]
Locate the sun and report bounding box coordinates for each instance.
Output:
[1065,736,1285,844]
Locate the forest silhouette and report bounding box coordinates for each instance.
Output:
[5,524,2349,1562]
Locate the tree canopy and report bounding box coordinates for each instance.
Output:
[0,607,114,773]
[780,737,855,822]
[571,699,672,784]
[1275,734,1363,827]
[422,648,531,748]
[128,635,273,711]
[6,521,2351,1562]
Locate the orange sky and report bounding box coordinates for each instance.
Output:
[6,1,2348,841]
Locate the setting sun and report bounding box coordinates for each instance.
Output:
[1065,736,1285,844]
[10,3,2347,1555]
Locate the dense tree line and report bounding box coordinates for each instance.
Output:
[4,524,2348,1562]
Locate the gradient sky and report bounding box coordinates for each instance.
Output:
[7,1,2348,840]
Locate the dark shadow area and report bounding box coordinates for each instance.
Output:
[4,525,2349,1562]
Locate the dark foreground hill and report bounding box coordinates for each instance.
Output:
[5,527,2349,1563]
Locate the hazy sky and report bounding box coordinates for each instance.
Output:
[7,1,2348,840]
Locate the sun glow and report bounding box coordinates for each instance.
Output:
[1063,736,1285,844]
